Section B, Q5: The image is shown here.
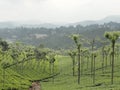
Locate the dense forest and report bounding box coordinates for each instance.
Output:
[0,22,120,49]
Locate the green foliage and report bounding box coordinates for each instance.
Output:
[68,50,76,57]
[71,34,80,45]
[1,25,120,89]
[104,31,120,84]
[0,22,120,49]
[105,31,120,42]
[0,41,58,89]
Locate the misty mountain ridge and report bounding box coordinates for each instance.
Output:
[72,15,120,26]
[0,15,120,28]
[0,20,120,49]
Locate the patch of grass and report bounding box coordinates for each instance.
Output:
[41,56,120,90]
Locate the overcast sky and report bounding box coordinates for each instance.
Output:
[0,0,120,23]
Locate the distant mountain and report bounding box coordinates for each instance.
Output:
[0,21,61,28]
[0,15,120,28]
[72,15,120,26]
[71,20,98,26]
[102,15,120,22]
[21,23,59,28]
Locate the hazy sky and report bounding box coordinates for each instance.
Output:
[0,0,120,23]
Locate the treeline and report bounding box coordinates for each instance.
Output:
[0,22,120,49]
[68,31,120,85]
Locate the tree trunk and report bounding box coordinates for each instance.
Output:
[105,54,108,71]
[91,39,94,77]
[81,56,83,76]
[72,56,75,76]
[93,56,96,84]
[87,57,89,69]
[52,63,55,83]
[78,46,81,84]
[111,42,115,84]
[91,54,93,77]
[110,54,112,65]
[102,47,105,74]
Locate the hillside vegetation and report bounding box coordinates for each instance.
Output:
[1,22,120,90]
[0,22,120,49]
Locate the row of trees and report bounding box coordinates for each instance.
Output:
[69,31,120,85]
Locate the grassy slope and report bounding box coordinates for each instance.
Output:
[1,55,120,90]
[42,55,120,90]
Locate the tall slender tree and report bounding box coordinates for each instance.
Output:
[71,34,81,84]
[105,31,120,84]
[90,39,95,77]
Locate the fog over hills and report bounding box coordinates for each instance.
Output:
[71,15,120,26]
[0,17,120,49]
[0,15,120,28]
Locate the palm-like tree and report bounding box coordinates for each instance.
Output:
[90,39,95,77]
[71,34,81,84]
[104,31,120,84]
